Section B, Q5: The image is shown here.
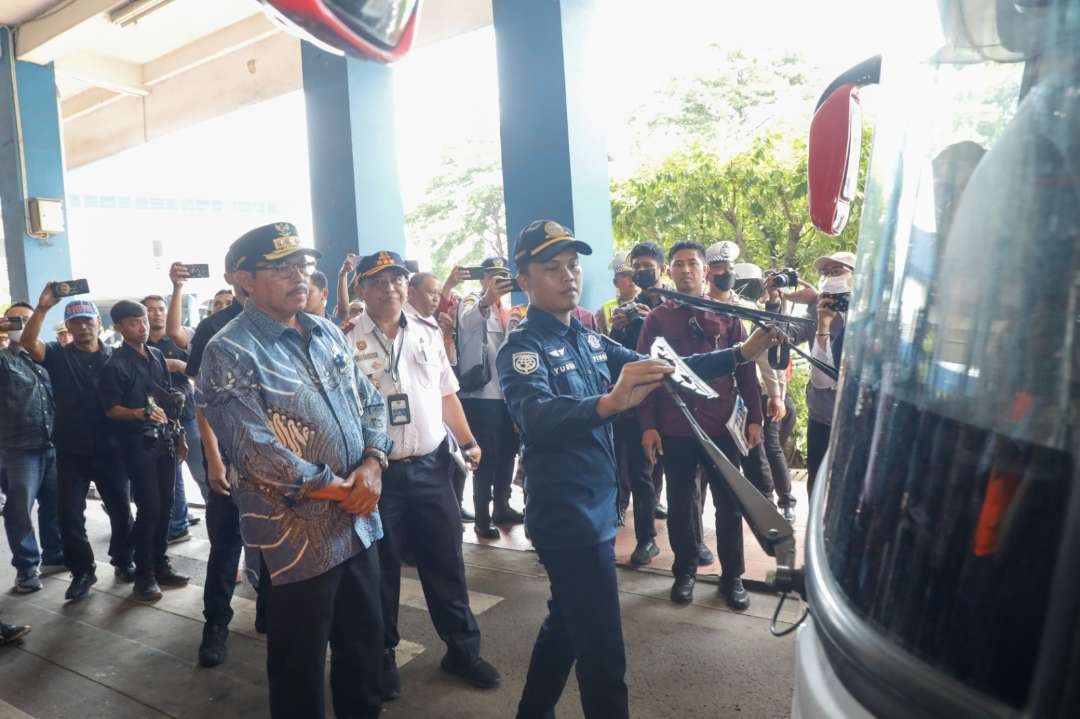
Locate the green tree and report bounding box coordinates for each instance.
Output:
[640,48,815,150]
[611,128,870,282]
[405,159,507,280]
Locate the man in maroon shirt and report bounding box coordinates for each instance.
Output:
[636,241,764,609]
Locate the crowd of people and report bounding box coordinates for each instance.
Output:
[0,218,852,718]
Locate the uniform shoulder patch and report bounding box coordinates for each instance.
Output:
[512,351,540,375]
[586,333,603,350]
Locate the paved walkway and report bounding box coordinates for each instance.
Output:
[0,497,801,718]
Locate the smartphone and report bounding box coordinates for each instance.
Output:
[404,259,419,274]
[51,279,90,298]
[183,263,210,278]
[0,317,25,332]
[463,266,487,281]
[497,277,522,293]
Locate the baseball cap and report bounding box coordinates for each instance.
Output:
[705,241,740,265]
[230,222,321,272]
[813,251,856,272]
[64,300,99,322]
[357,250,409,279]
[513,220,592,265]
[481,256,510,274]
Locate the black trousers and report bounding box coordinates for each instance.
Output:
[614,416,657,543]
[119,441,175,577]
[261,547,383,719]
[57,449,133,575]
[807,419,832,499]
[461,398,517,510]
[203,489,266,628]
[379,440,481,658]
[741,395,797,508]
[664,434,745,579]
[517,539,628,719]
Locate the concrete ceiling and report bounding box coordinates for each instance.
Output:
[10,0,494,168]
[0,0,69,26]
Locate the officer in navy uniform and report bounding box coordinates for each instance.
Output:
[498,220,784,719]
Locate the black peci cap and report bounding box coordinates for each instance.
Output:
[229,222,321,272]
[513,220,592,266]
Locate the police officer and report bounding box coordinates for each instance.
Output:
[499,220,784,719]
[346,251,500,698]
[457,256,523,538]
[99,300,190,601]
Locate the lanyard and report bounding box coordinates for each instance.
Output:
[372,324,407,387]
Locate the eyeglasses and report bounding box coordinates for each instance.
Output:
[254,258,318,279]
[364,273,407,290]
[821,265,852,277]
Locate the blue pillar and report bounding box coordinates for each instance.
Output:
[0,28,73,329]
[301,43,406,269]
[493,0,614,312]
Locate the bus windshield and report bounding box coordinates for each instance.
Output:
[822,0,1080,710]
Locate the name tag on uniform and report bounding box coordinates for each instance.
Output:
[387,393,412,426]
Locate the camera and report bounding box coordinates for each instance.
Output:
[820,292,850,313]
[770,268,799,288]
[143,391,187,453]
[0,317,25,332]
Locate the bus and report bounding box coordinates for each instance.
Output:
[796,1,1079,716]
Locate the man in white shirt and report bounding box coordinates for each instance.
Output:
[346,251,500,701]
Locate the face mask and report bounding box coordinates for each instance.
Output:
[6,330,22,344]
[712,272,735,291]
[632,269,658,289]
[820,275,853,295]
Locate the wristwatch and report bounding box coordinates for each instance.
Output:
[363,448,389,471]
[732,343,750,365]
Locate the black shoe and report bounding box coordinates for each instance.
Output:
[440,651,500,689]
[198,623,229,668]
[473,507,500,539]
[492,501,524,525]
[155,561,190,588]
[0,622,30,646]
[65,572,97,602]
[167,530,191,545]
[697,543,715,566]
[133,576,163,602]
[187,514,202,527]
[114,563,136,583]
[721,576,751,611]
[381,648,401,701]
[654,503,668,519]
[460,505,475,522]
[630,540,660,566]
[781,505,797,525]
[671,574,696,604]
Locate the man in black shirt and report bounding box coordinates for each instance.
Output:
[20,290,134,602]
[170,253,259,668]
[609,242,668,564]
[99,300,190,602]
[143,294,205,544]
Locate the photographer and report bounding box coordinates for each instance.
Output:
[20,290,134,602]
[596,254,638,336]
[765,251,855,495]
[457,257,523,538]
[100,300,190,602]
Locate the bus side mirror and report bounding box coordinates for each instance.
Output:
[808,83,864,237]
[257,0,421,63]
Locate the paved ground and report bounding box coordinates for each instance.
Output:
[0,500,800,718]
